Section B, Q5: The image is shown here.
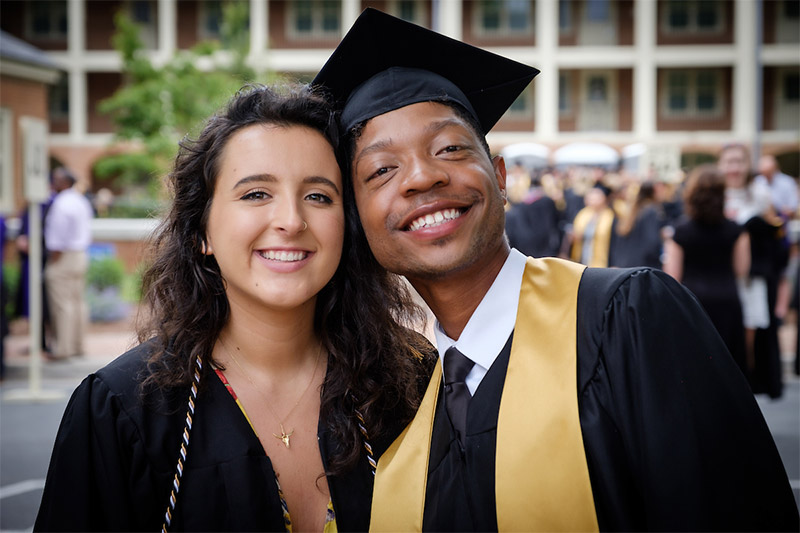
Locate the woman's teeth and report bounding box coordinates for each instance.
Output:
[260,250,307,262]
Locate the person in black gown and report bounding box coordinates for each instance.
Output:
[313,9,799,531]
[34,84,435,532]
[664,165,750,375]
[612,181,666,268]
[504,174,562,258]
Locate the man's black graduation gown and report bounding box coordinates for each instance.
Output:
[34,343,413,532]
[421,267,798,531]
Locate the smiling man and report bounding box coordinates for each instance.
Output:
[315,9,799,532]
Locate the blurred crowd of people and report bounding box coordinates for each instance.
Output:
[504,146,799,399]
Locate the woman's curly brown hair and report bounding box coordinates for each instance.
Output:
[137,84,434,474]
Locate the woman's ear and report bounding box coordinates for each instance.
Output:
[200,237,213,255]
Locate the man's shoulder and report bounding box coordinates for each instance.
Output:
[577,266,682,308]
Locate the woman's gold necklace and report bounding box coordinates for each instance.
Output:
[221,338,323,449]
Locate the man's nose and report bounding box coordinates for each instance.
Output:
[400,157,450,196]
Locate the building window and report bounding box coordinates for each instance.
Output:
[662,0,723,34]
[26,0,68,40]
[588,76,607,102]
[696,71,716,111]
[476,0,534,36]
[387,0,428,26]
[504,87,533,119]
[784,71,800,102]
[785,0,800,18]
[199,0,224,41]
[559,73,572,114]
[289,0,340,39]
[48,73,69,120]
[662,69,723,118]
[587,0,610,22]
[559,0,573,32]
[126,0,158,48]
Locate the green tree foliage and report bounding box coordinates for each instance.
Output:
[95,1,258,193]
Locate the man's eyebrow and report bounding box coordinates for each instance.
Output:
[354,139,394,165]
[424,118,467,136]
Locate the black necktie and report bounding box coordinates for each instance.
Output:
[443,346,475,446]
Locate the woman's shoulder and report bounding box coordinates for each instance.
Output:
[92,341,156,396]
[90,340,188,414]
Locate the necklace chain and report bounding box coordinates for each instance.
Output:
[220,337,322,449]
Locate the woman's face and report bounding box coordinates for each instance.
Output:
[205,124,344,315]
[718,146,750,189]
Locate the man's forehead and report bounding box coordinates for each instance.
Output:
[355,103,475,151]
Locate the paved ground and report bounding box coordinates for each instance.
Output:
[1,311,799,531]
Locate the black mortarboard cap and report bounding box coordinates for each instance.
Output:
[313,8,539,134]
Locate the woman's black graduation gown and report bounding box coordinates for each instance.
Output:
[34,343,426,532]
[422,268,798,532]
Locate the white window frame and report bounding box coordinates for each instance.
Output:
[286,0,341,41]
[660,69,725,119]
[660,0,725,35]
[0,108,14,215]
[25,0,68,41]
[386,0,428,27]
[473,0,535,38]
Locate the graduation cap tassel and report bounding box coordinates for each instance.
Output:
[161,354,203,533]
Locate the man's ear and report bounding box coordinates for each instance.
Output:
[492,155,508,193]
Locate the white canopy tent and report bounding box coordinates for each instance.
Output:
[553,142,620,169]
[500,142,551,169]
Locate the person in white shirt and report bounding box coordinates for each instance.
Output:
[43,167,94,359]
[755,154,799,219]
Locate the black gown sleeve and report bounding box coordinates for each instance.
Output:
[34,371,170,532]
[576,267,799,532]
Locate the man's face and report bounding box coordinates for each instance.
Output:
[350,102,507,283]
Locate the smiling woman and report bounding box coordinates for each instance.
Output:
[34,84,436,532]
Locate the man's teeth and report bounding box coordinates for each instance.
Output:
[260,250,307,262]
[409,209,462,231]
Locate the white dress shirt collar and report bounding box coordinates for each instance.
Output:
[434,249,527,393]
